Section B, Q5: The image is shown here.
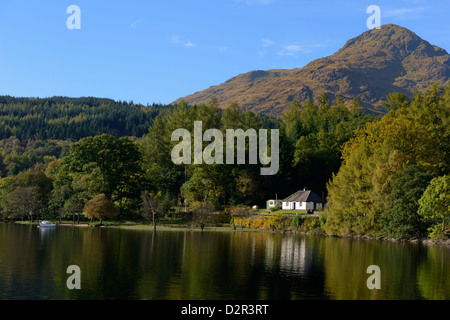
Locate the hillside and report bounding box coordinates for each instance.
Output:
[173,24,450,115]
[0,96,167,141]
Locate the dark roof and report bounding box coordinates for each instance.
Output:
[282,189,326,203]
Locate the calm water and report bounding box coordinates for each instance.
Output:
[0,223,449,300]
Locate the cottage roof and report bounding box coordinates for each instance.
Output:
[282,189,326,203]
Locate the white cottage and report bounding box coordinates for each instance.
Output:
[282,188,326,211]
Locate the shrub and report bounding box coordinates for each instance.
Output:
[291,214,304,227]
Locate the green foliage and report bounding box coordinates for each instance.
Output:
[0,96,166,140]
[0,169,53,221]
[266,212,283,231]
[291,215,325,233]
[143,100,279,207]
[141,96,371,210]
[418,175,450,239]
[0,138,70,177]
[381,164,436,239]
[291,214,303,227]
[285,95,375,196]
[382,92,410,112]
[0,84,446,238]
[53,134,146,219]
[325,84,450,238]
[66,135,144,202]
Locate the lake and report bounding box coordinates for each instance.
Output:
[0,223,449,300]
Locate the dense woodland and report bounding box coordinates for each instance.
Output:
[0,85,448,240]
[0,96,165,140]
[325,84,450,239]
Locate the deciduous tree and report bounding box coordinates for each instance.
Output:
[418,175,450,239]
[83,194,118,225]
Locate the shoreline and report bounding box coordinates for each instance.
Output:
[6,220,450,246]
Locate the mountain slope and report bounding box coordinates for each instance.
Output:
[173,24,450,115]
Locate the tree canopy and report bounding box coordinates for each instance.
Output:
[325,83,450,238]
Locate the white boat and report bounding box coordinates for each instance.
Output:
[39,221,56,227]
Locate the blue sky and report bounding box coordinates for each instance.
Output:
[0,0,449,105]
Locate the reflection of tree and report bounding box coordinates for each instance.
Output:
[322,238,389,300]
[417,246,450,300]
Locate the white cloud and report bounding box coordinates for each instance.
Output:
[275,40,336,57]
[284,45,302,52]
[278,44,311,56]
[384,6,429,19]
[261,39,274,47]
[170,36,197,48]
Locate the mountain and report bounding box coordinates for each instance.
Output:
[173,24,450,115]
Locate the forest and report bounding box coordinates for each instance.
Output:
[0,96,166,140]
[0,84,448,240]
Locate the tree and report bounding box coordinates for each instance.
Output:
[83,194,118,225]
[5,186,39,222]
[191,202,215,231]
[221,102,243,130]
[235,170,259,206]
[230,205,252,230]
[418,175,450,239]
[381,164,436,239]
[63,134,145,217]
[325,84,449,237]
[0,176,15,221]
[140,190,162,230]
[382,92,410,112]
[180,165,229,206]
[49,182,72,223]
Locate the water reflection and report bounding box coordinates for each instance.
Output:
[279,237,307,275]
[38,225,56,246]
[0,224,449,300]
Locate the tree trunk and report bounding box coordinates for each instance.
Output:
[231,214,236,230]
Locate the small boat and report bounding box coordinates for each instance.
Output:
[39,221,56,227]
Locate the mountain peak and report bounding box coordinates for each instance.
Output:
[339,24,447,58]
[174,25,450,115]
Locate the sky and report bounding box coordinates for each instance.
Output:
[0,0,449,106]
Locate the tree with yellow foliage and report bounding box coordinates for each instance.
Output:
[83,194,118,226]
